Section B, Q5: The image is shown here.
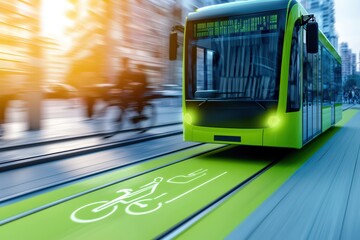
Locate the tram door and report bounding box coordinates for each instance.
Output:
[302,33,321,144]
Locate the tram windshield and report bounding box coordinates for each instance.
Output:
[186,10,286,101]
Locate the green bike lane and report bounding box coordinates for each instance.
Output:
[0,144,279,239]
[0,144,223,221]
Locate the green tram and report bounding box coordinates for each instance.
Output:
[170,0,342,149]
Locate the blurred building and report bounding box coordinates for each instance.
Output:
[42,37,68,83]
[65,0,177,87]
[112,0,175,86]
[351,53,357,76]
[340,42,358,82]
[0,0,41,89]
[300,0,338,50]
[64,0,109,87]
[0,0,43,130]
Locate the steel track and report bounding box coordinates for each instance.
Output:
[0,122,182,171]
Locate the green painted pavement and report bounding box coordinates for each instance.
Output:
[0,146,273,239]
[0,144,225,222]
[177,109,359,239]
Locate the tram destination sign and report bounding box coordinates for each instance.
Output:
[193,13,278,39]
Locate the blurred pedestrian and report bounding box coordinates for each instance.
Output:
[116,58,133,91]
[79,72,99,120]
[344,91,349,104]
[115,58,135,122]
[351,90,355,104]
[132,63,149,114]
[95,82,115,118]
[0,72,16,137]
[0,94,8,137]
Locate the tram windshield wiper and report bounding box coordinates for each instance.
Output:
[254,100,266,110]
[198,98,209,107]
[238,96,266,110]
[196,94,266,110]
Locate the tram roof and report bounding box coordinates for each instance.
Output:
[188,0,291,21]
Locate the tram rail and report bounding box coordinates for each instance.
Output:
[0,122,182,171]
[157,159,278,239]
[0,143,207,204]
[0,122,181,152]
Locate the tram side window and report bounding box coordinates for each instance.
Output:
[322,48,331,105]
[334,62,342,104]
[330,58,335,103]
[287,23,301,112]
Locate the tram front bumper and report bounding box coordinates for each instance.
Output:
[184,124,264,146]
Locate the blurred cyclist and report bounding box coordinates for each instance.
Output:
[0,72,17,137]
[115,59,149,122]
[131,64,149,114]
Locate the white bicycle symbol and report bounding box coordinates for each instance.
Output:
[71,169,212,223]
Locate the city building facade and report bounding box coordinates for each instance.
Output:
[42,37,68,83]
[64,0,237,87]
[0,0,43,130]
[0,0,41,88]
[351,53,357,75]
[340,42,360,86]
[300,0,338,50]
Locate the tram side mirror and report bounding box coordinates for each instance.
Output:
[306,21,318,54]
[169,31,178,60]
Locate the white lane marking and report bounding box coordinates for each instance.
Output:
[164,172,228,204]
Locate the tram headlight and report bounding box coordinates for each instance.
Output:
[268,116,280,128]
[184,113,193,125]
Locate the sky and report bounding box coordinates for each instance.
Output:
[334,0,360,59]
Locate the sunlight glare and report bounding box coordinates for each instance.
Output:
[41,0,68,37]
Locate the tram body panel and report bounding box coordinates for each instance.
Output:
[178,0,341,148]
[184,123,264,146]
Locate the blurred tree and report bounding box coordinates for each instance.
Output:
[65,0,110,87]
[172,3,182,23]
[120,1,130,37]
[344,74,360,91]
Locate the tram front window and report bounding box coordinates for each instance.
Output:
[186,10,285,102]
